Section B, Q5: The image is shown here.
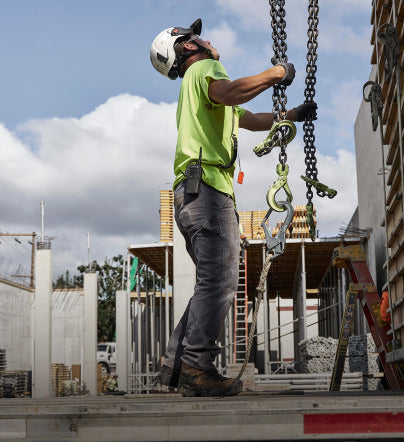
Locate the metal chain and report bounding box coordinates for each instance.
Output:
[303,0,322,202]
[270,0,289,167]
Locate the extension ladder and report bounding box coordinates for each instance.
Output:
[233,247,249,363]
[331,244,404,390]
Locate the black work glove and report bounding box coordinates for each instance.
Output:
[275,61,296,86]
[294,102,318,122]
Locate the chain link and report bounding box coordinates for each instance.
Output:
[303,0,322,202]
[270,0,289,167]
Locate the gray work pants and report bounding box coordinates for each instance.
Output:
[164,181,240,371]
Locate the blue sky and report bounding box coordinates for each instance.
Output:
[0,0,373,276]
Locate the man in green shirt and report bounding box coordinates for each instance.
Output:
[150,19,316,397]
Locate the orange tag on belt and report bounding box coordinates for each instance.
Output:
[237,171,244,184]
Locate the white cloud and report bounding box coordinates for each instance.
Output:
[319,24,371,58]
[204,21,244,61]
[321,79,363,141]
[0,93,357,276]
[1,94,178,274]
[214,0,268,30]
[214,0,371,58]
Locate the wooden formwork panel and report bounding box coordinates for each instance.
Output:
[390,275,404,345]
[386,196,403,242]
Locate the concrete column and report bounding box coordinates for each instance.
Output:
[150,273,156,371]
[83,272,97,395]
[173,222,195,327]
[293,291,299,366]
[116,289,129,392]
[300,242,307,341]
[33,246,52,398]
[136,275,142,373]
[262,246,270,374]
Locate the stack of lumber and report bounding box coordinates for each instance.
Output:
[272,204,316,239]
[238,211,253,239]
[251,210,267,239]
[159,197,318,241]
[52,363,71,397]
[0,349,6,371]
[0,371,29,398]
[159,190,174,242]
[238,205,317,240]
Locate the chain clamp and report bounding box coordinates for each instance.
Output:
[377,23,400,83]
[363,81,383,132]
[253,120,296,157]
[266,163,293,211]
[301,175,337,199]
[261,200,294,259]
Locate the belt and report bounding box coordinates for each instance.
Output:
[175,179,232,199]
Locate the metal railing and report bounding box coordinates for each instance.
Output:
[127,372,163,394]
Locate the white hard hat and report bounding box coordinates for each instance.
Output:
[150,19,202,80]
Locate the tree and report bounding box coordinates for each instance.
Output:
[53,270,83,289]
[77,255,126,342]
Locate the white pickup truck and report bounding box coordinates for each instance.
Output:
[97,342,116,376]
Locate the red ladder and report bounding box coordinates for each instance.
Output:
[233,248,249,363]
[333,245,404,390]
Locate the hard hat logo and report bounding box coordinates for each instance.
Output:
[157,52,169,65]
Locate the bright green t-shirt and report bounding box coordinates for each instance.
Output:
[173,59,246,198]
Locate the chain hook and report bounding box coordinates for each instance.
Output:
[261,200,294,258]
[266,163,293,212]
[253,120,296,158]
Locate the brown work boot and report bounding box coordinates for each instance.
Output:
[178,363,243,397]
[157,365,180,388]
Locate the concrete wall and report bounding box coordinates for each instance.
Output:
[173,222,195,327]
[0,282,84,371]
[354,66,387,291]
[269,297,318,362]
[0,280,33,370]
[52,289,84,367]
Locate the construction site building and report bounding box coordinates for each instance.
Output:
[354,0,404,363]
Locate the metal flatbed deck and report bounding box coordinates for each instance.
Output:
[1,391,404,441]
